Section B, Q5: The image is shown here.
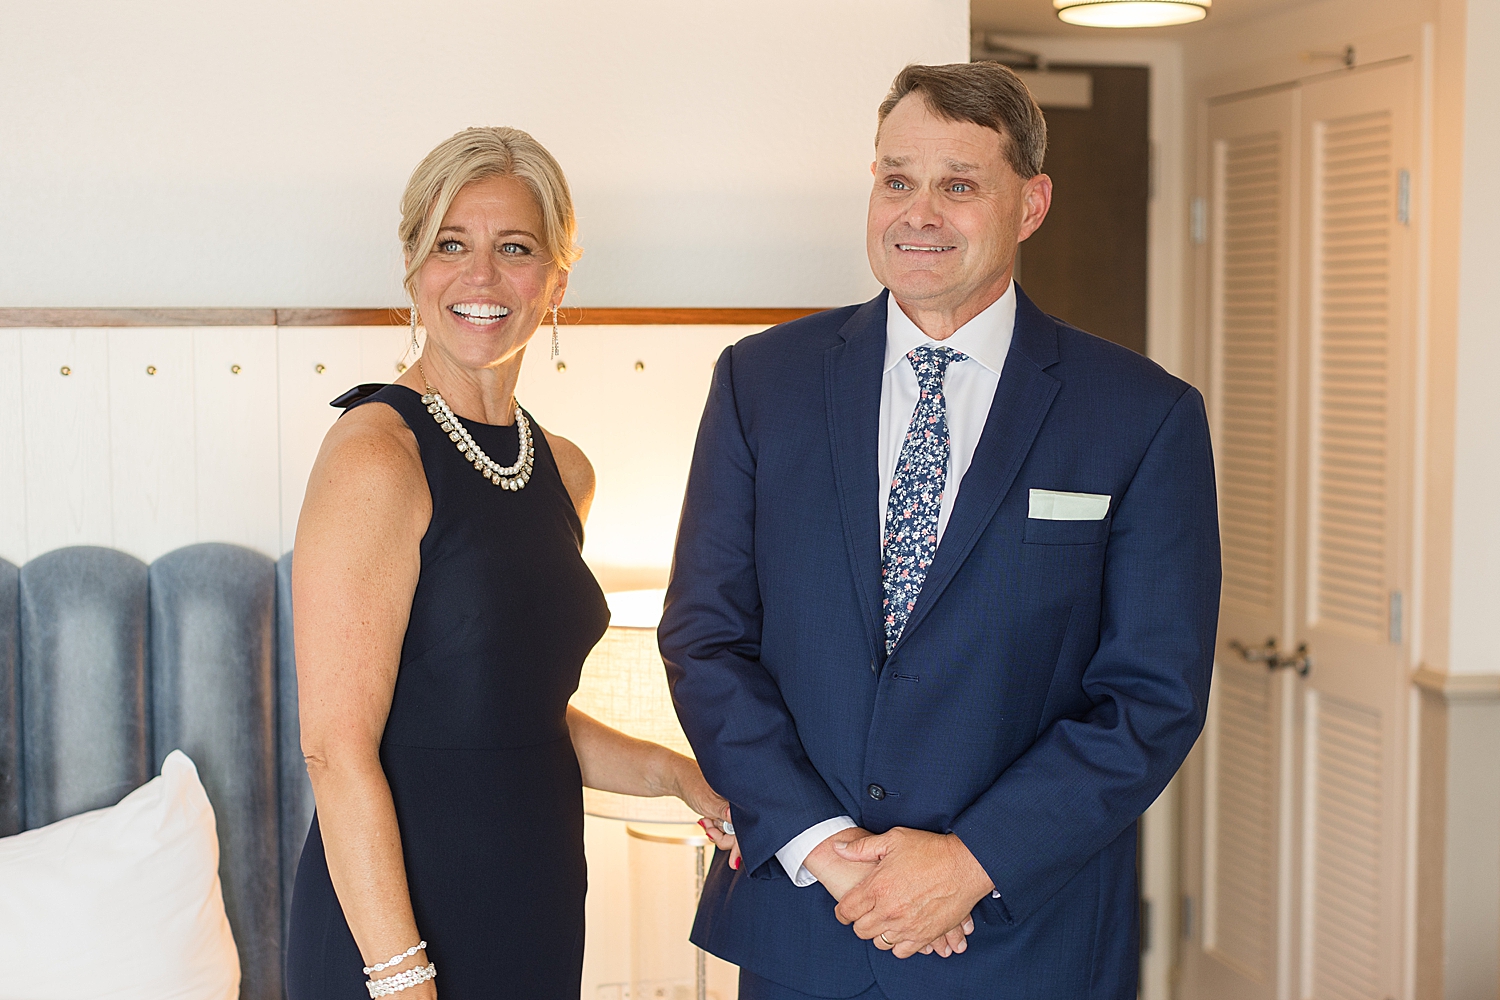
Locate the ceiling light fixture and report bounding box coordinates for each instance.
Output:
[1054,0,1209,27]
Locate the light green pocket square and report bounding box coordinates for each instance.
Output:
[1028,489,1112,521]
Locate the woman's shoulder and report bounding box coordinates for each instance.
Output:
[538,428,595,523]
[305,398,429,525]
[323,399,423,474]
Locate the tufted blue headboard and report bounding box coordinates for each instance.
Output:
[0,543,313,1000]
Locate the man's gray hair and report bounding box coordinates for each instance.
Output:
[877,62,1048,178]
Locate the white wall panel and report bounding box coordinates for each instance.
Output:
[0,331,27,566]
[21,329,113,557]
[517,325,757,583]
[13,321,758,577]
[195,328,280,558]
[107,328,198,562]
[277,327,406,554]
[1450,0,1500,678]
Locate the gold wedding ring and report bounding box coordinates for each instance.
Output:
[879,933,894,946]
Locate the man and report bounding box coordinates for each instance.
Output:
[660,62,1219,1000]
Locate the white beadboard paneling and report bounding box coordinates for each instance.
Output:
[22,329,113,556]
[0,330,26,565]
[107,328,198,563]
[516,325,758,575]
[360,326,413,384]
[277,327,381,554]
[195,328,280,558]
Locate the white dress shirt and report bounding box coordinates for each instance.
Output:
[775,283,1016,886]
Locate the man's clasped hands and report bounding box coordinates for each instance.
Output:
[701,822,996,959]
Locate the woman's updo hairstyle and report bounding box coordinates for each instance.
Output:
[399,126,581,299]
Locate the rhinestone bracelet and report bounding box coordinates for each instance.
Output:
[364,941,427,975]
[366,962,436,998]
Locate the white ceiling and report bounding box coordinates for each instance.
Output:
[970,0,1319,38]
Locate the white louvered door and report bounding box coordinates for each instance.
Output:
[1185,86,1298,1000]
[1291,61,1414,1000]
[1185,58,1416,1000]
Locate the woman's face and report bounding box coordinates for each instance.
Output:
[411,174,567,374]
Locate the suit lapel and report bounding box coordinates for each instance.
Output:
[893,287,1062,652]
[824,293,889,666]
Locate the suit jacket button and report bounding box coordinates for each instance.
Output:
[867,783,886,801]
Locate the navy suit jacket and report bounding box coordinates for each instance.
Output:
[659,287,1220,1000]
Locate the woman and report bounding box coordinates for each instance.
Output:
[285,127,737,1000]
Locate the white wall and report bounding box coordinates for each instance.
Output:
[0,0,967,310]
[1178,0,1441,89]
[1446,0,1500,679]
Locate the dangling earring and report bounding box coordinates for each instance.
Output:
[409,301,421,356]
[550,304,560,360]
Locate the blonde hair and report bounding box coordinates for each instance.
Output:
[399,127,581,299]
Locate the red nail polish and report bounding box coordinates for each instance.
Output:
[732,857,740,870]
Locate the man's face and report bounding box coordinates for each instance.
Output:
[867,95,1050,320]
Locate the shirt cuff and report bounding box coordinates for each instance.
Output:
[776,816,858,887]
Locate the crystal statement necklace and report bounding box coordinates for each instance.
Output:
[418,361,534,490]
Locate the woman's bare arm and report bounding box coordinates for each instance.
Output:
[565,707,740,866]
[541,429,596,524]
[293,403,435,993]
[564,707,701,804]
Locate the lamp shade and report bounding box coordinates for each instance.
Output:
[1054,0,1209,27]
[570,590,700,823]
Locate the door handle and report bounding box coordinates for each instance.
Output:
[1228,637,1313,677]
[1230,637,1280,664]
[1276,643,1312,677]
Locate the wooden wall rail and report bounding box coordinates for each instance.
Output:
[0,307,825,328]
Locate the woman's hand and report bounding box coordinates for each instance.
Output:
[699,815,741,870]
[672,758,742,870]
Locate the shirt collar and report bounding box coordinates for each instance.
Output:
[883,281,1016,376]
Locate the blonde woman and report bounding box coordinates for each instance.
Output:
[285,128,738,1000]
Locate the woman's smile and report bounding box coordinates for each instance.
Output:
[447,301,512,329]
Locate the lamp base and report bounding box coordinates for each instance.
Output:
[626,823,713,1000]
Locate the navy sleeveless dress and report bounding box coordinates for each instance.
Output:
[285,383,609,999]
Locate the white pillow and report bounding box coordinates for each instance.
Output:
[0,750,241,1000]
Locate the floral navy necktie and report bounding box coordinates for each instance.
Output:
[881,344,967,655]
